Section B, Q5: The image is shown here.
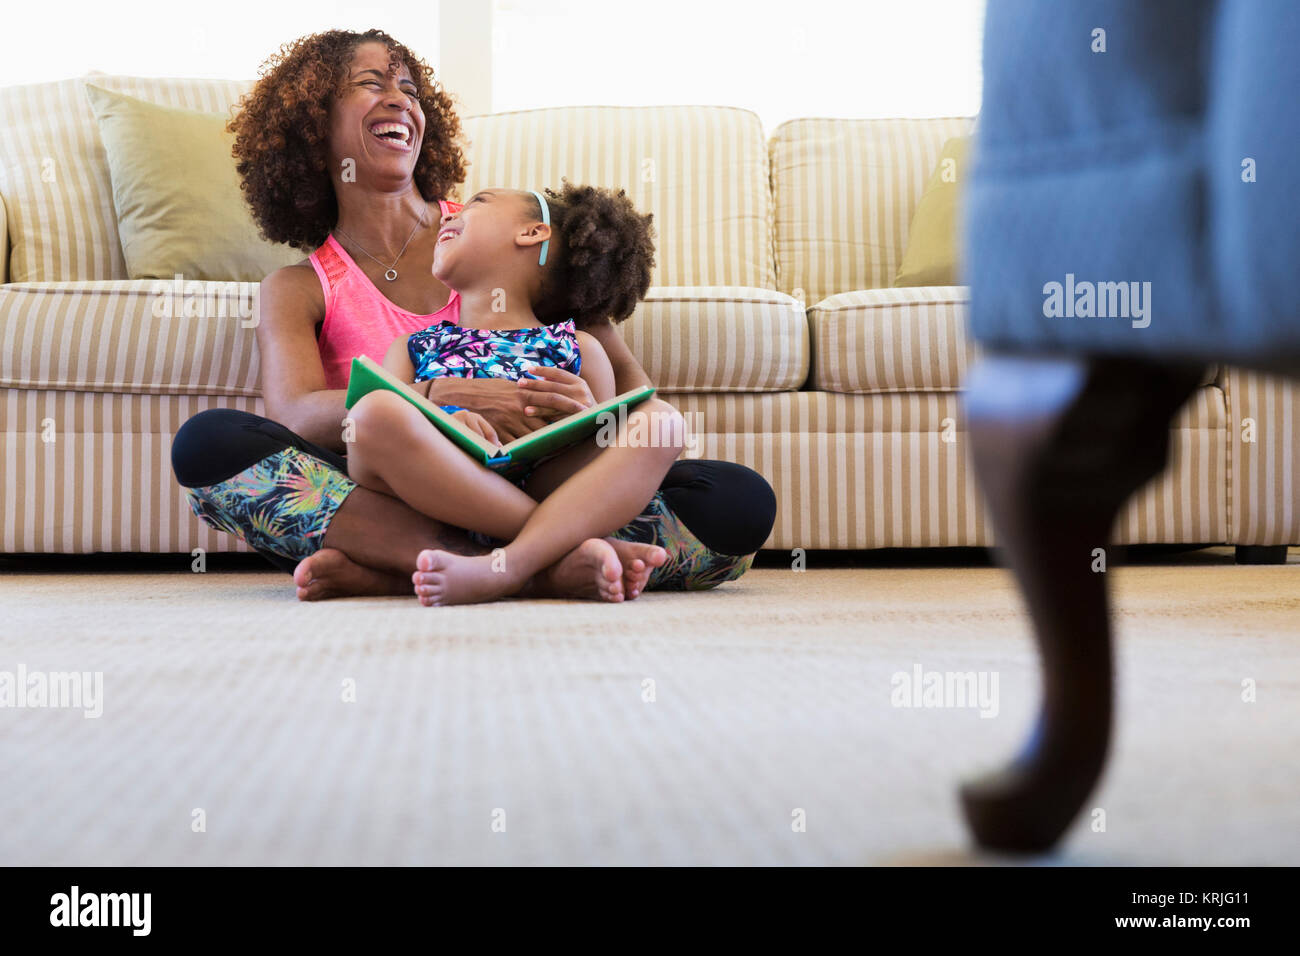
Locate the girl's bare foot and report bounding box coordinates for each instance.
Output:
[412,547,535,606]
[296,537,668,605]
[414,535,665,606]
[293,548,411,601]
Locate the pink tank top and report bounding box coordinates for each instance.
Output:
[309,199,463,390]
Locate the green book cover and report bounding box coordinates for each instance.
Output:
[344,355,656,472]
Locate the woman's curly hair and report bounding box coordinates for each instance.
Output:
[532,181,656,327]
[228,29,467,251]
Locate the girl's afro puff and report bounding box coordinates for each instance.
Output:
[532,180,656,327]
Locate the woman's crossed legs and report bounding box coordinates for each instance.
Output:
[172,407,776,602]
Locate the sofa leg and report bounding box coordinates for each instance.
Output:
[1234,545,1290,565]
[960,354,1203,853]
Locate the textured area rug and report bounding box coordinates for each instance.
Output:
[1,548,1296,865]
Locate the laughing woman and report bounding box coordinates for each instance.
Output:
[169,29,776,602]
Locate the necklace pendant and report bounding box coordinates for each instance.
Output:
[384,269,398,281]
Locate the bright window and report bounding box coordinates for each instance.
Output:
[0,1,441,87]
[493,0,985,131]
[2,0,983,133]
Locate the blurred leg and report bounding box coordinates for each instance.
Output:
[961,353,1202,852]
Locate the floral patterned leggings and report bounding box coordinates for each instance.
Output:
[171,409,776,592]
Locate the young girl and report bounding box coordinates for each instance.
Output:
[345,182,686,606]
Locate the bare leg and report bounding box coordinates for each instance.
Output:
[961,353,1202,852]
[293,480,487,600]
[296,482,668,603]
[415,398,685,605]
[308,391,671,603]
[347,390,542,539]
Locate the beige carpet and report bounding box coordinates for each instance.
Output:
[1,547,1296,865]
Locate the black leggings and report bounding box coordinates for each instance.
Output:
[171,408,776,575]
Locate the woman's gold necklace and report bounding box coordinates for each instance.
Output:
[334,203,428,281]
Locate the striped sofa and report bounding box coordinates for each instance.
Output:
[1,75,1296,557]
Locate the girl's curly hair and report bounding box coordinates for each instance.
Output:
[532,181,656,327]
[228,29,467,252]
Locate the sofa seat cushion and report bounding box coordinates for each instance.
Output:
[618,287,808,392]
[808,286,1218,393]
[807,286,975,393]
[0,280,261,395]
[0,281,808,397]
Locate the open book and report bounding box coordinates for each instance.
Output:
[344,355,657,472]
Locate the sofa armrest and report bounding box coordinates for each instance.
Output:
[1221,366,1300,546]
[0,190,9,284]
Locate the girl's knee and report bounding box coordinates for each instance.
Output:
[347,390,412,440]
[630,398,686,459]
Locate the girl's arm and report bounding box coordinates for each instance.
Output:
[381,334,432,397]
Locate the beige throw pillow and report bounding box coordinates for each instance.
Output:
[85,83,302,282]
[893,135,970,287]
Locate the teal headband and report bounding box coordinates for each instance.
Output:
[528,189,550,267]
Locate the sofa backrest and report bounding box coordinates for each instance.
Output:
[460,106,775,290]
[770,117,974,305]
[1,75,963,296]
[0,74,253,283]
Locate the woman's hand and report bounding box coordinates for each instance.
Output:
[427,378,548,443]
[450,409,501,447]
[427,369,596,443]
[515,365,596,418]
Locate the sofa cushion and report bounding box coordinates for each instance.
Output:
[770,117,974,305]
[0,280,262,395]
[84,84,301,282]
[0,74,252,283]
[807,286,1219,393]
[461,106,775,290]
[0,281,805,397]
[807,286,976,393]
[618,287,807,392]
[894,135,971,287]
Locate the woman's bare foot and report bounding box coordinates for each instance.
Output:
[527,538,632,603]
[517,538,666,601]
[601,538,668,599]
[293,548,411,601]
